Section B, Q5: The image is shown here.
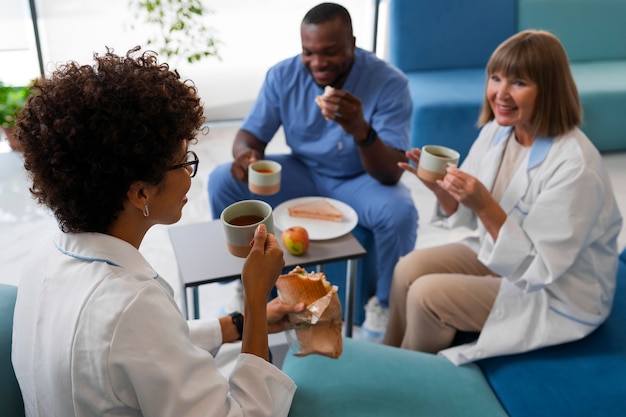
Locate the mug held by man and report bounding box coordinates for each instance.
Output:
[417,145,460,182]
[248,160,282,195]
[220,200,274,258]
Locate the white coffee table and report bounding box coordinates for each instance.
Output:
[168,220,366,337]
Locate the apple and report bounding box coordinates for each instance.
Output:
[281,226,310,256]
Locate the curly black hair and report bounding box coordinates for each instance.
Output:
[16,46,205,233]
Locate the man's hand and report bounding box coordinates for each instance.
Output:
[318,88,368,138]
[230,129,266,182]
[231,149,259,182]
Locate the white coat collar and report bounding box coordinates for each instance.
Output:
[53,231,172,294]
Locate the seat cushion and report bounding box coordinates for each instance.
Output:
[478,248,626,417]
[0,284,25,417]
[283,337,508,417]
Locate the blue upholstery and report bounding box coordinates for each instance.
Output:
[388,0,515,72]
[572,61,626,153]
[404,69,486,164]
[517,0,626,62]
[477,248,626,417]
[0,284,25,417]
[517,0,626,153]
[388,0,516,161]
[322,225,377,325]
[282,337,508,417]
[388,0,626,157]
[281,247,626,416]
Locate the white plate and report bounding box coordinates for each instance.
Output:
[273,197,358,240]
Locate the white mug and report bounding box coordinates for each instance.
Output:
[417,145,460,182]
[220,200,274,258]
[248,160,282,195]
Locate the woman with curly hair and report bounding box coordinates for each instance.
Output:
[12,47,301,417]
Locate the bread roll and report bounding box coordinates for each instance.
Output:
[276,266,343,358]
[315,85,335,120]
[276,266,330,305]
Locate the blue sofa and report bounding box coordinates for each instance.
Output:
[388,0,626,161]
[282,247,626,416]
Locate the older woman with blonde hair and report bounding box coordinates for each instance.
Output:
[384,30,622,365]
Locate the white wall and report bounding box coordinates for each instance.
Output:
[0,0,381,121]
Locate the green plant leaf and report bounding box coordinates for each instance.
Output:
[129,0,221,65]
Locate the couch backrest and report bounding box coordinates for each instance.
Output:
[0,284,25,417]
[517,0,626,62]
[388,0,516,72]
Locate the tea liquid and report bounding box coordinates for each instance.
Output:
[228,214,264,226]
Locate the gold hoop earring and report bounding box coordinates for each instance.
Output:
[144,205,150,217]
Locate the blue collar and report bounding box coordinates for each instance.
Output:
[493,126,553,169]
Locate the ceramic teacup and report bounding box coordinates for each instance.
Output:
[220,200,274,258]
[248,160,282,195]
[417,145,460,182]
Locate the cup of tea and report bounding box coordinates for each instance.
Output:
[220,200,275,258]
[248,160,281,195]
[417,145,460,182]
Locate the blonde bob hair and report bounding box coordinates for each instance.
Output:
[478,30,582,137]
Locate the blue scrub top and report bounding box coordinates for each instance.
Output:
[241,47,412,178]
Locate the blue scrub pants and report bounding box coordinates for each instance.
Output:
[208,154,418,307]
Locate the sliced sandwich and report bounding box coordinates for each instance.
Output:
[288,199,343,222]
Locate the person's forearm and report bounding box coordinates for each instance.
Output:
[219,315,241,344]
[232,130,265,159]
[475,202,507,241]
[434,187,459,216]
[354,126,406,184]
[241,303,270,361]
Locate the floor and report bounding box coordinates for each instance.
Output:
[2,122,626,333]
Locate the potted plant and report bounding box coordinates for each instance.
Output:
[129,0,221,65]
[0,81,32,151]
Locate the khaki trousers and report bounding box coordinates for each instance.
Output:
[383,243,501,353]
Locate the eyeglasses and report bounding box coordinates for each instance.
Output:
[168,150,199,178]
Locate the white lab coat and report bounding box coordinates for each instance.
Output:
[12,231,296,417]
[436,121,623,365]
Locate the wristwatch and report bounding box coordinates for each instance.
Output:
[230,312,244,340]
[356,125,377,147]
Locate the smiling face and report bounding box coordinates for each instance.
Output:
[487,71,538,144]
[479,30,581,139]
[300,17,356,88]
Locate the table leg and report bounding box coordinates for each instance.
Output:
[181,281,189,319]
[344,259,357,338]
[192,286,200,319]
